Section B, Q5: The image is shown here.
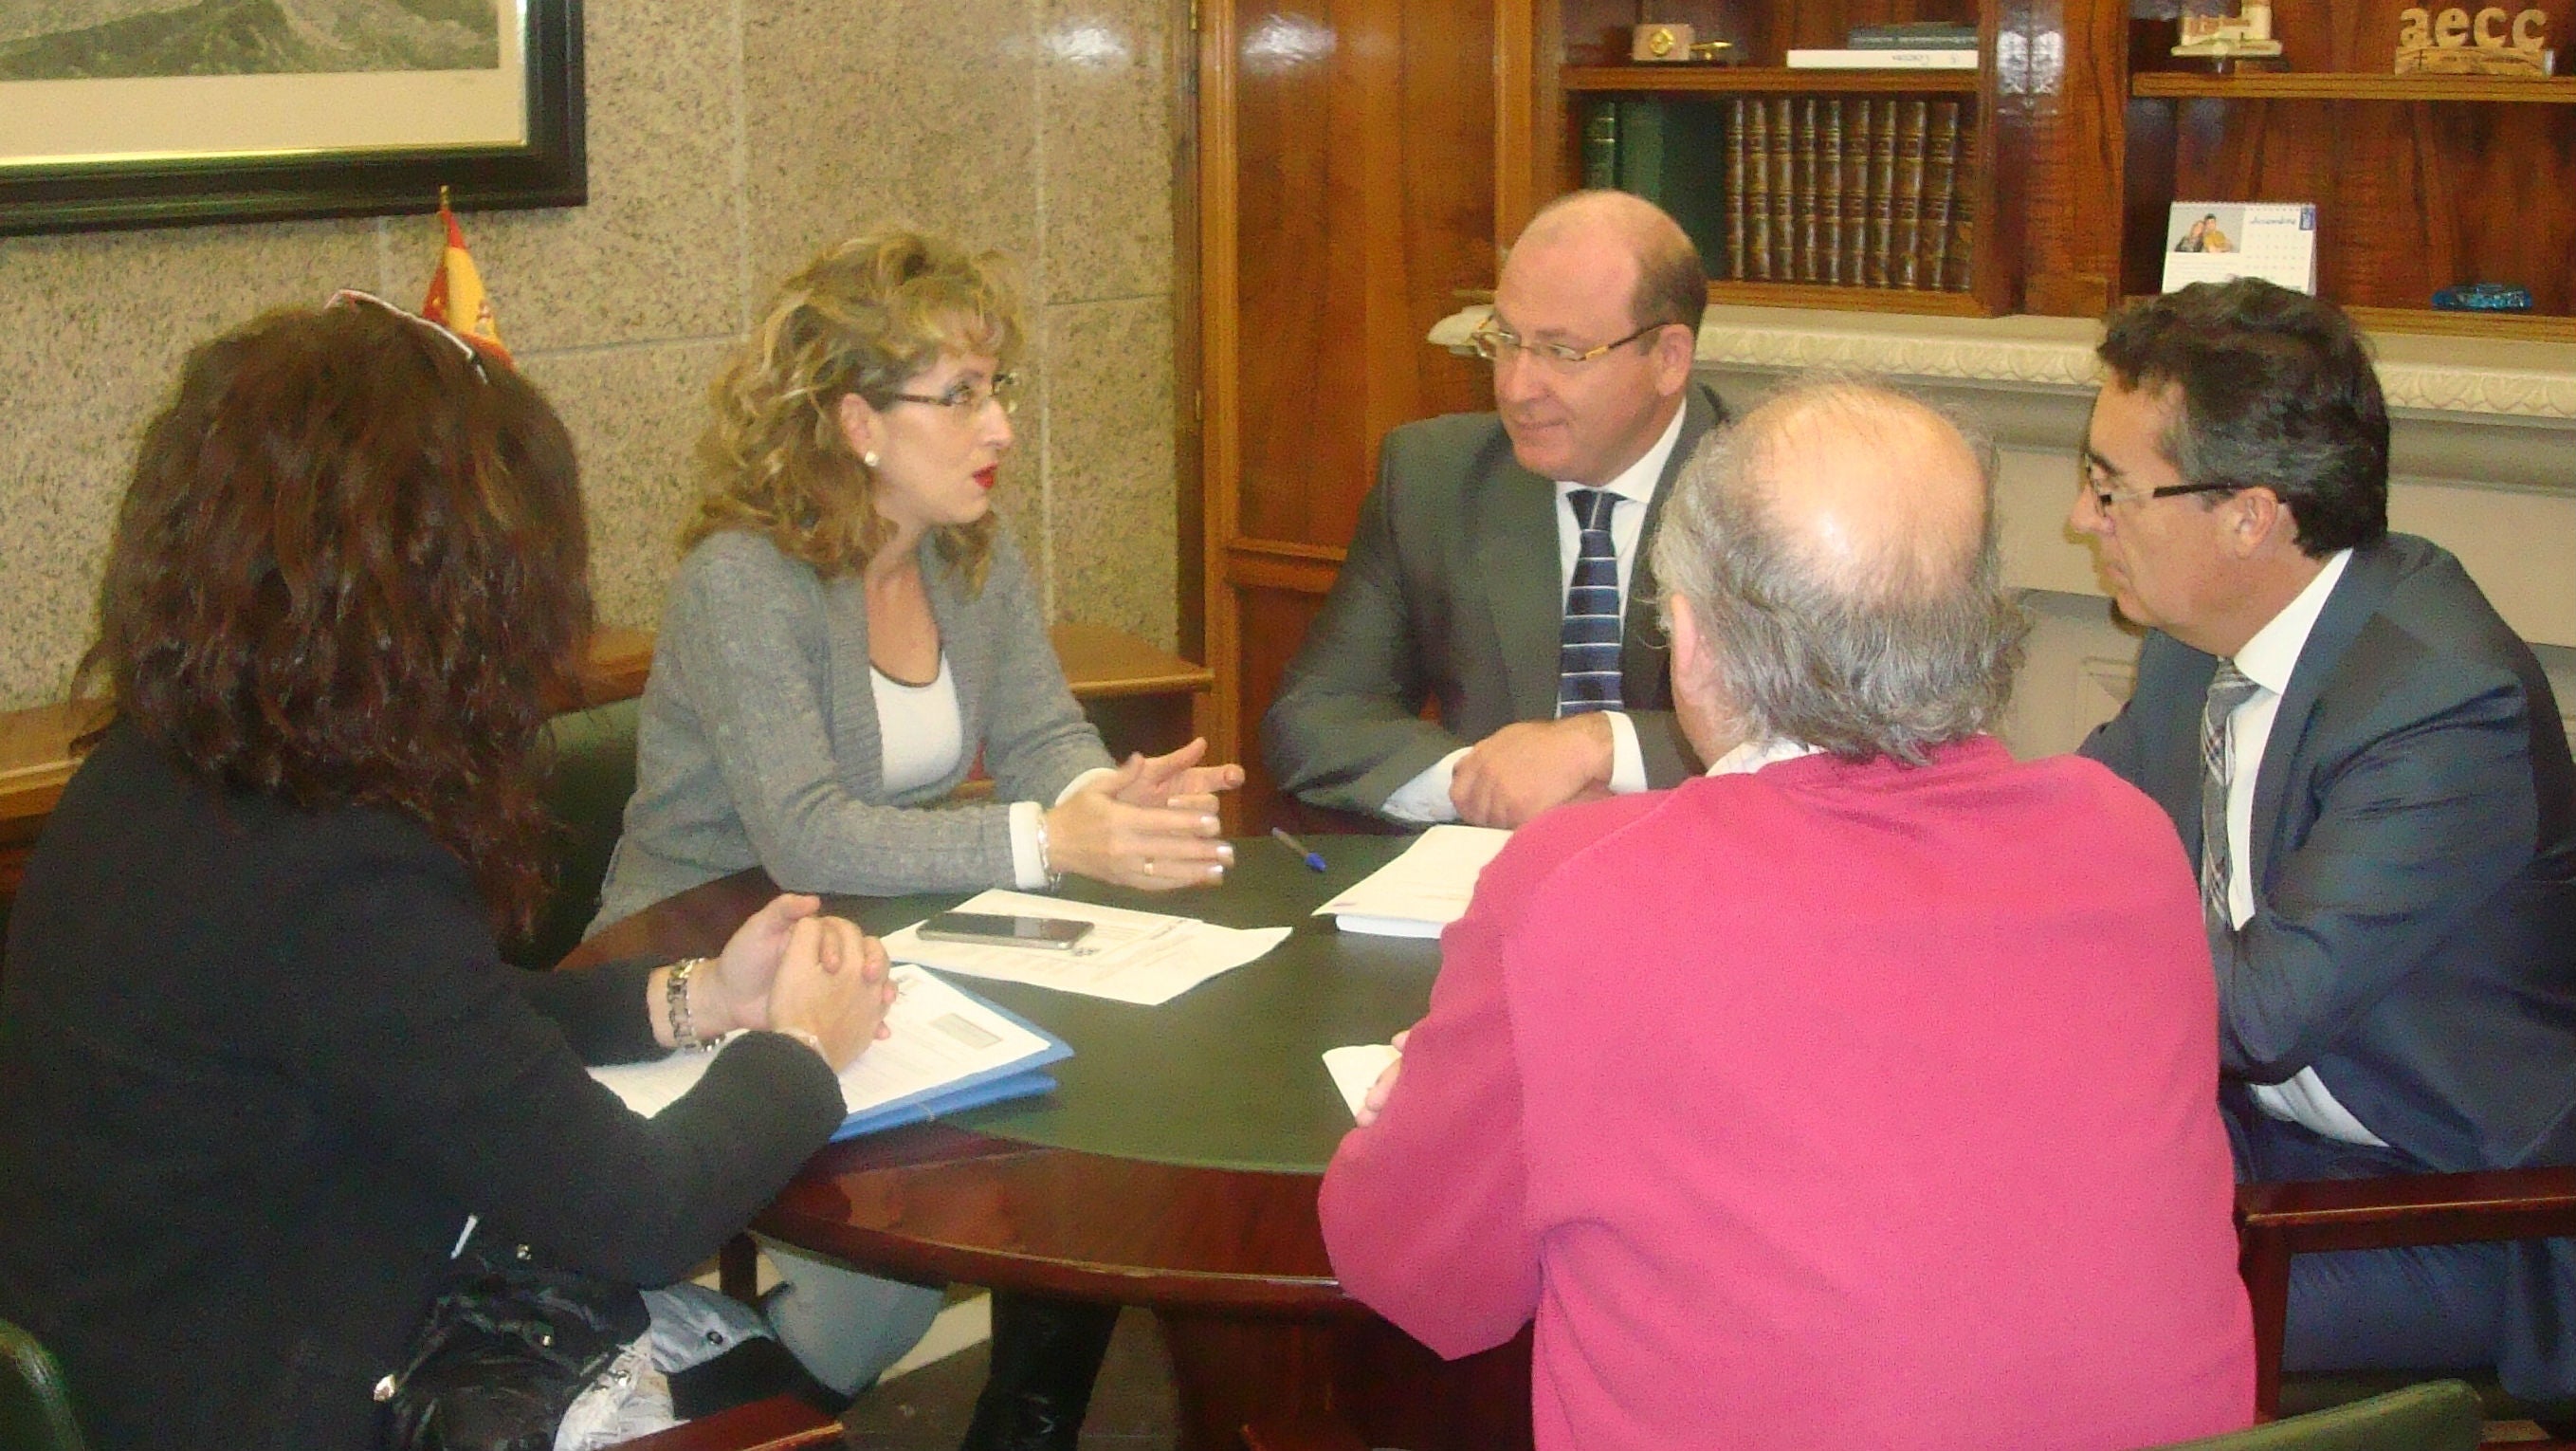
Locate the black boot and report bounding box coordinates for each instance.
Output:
[959,1292,1119,1451]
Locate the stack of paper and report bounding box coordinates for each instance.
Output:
[1312,824,1510,937]
[882,890,1288,1006]
[591,964,1069,1141]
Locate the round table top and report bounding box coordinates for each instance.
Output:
[831,833,1436,1174]
[571,834,1441,1310]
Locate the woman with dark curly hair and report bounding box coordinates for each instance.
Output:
[0,296,895,1451]
[590,228,1240,1449]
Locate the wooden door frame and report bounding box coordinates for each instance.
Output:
[1192,0,1246,795]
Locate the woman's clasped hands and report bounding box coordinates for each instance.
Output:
[675,892,899,1070]
[1044,737,1246,891]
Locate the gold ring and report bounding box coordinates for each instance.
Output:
[1144,859,1157,876]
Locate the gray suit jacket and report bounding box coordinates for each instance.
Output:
[1261,384,1726,818]
[2081,533,2576,1394]
[593,528,1111,928]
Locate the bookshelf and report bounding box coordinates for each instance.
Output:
[1564,65,1981,95]
[1508,1,2010,318]
[2110,2,2576,334]
[1496,0,2576,336]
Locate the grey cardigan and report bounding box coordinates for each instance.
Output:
[592,527,1112,929]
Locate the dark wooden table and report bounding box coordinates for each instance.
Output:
[567,836,1532,1451]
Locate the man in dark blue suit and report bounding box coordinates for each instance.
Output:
[2074,279,2576,1398]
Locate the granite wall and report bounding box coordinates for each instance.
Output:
[0,0,1184,710]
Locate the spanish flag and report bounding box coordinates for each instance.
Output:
[420,192,514,367]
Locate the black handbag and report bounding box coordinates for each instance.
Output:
[380,1236,650,1451]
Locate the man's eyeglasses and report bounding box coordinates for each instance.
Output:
[2078,475,2239,515]
[888,372,1021,418]
[1467,320,1670,370]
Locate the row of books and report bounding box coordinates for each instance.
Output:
[1581,95,1976,294]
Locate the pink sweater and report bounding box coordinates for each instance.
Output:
[1321,739,2254,1451]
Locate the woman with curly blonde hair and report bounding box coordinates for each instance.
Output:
[594,227,1238,929]
[592,229,1239,1445]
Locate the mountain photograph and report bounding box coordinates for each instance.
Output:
[0,0,499,81]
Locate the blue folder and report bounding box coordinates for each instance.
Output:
[829,974,1070,1142]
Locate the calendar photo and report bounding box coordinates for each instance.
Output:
[2161,202,2318,295]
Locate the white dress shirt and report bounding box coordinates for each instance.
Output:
[1382,404,1690,823]
[2217,548,2386,1148]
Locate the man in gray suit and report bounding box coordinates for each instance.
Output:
[2074,279,2576,1398]
[1262,191,1726,827]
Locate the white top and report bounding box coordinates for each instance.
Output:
[1382,403,1690,822]
[872,656,965,797]
[2218,548,2386,1148]
[872,656,1089,891]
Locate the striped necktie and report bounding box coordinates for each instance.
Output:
[1557,488,1624,716]
[2199,660,2263,938]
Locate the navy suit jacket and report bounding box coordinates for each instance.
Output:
[1261,384,1725,818]
[2081,533,2576,1393]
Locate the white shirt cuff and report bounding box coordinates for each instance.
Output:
[1381,749,1470,824]
[1008,799,1052,890]
[1603,712,1647,795]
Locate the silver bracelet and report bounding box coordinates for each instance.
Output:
[666,957,714,1052]
[1032,808,1065,889]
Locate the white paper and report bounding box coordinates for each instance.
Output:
[589,964,1053,1119]
[881,890,1288,1006]
[1314,824,1511,936]
[1324,1043,1402,1120]
[2161,201,2317,295]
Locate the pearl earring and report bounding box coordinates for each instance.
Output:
[863,450,879,468]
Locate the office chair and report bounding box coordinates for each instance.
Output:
[513,696,643,969]
[1239,1379,2487,1451]
[0,1316,88,1451]
[2236,1166,2576,1427]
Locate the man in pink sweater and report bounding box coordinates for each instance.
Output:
[1320,376,2255,1451]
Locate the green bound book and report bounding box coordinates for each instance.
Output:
[1611,98,1730,278]
[1583,101,1620,192]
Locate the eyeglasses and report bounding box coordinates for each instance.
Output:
[326,288,490,380]
[2077,474,2239,516]
[1467,320,1670,370]
[887,371,1021,419]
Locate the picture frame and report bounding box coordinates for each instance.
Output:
[0,0,584,238]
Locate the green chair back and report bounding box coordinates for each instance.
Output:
[2164,1380,2482,1451]
[0,1317,88,1451]
[508,697,641,969]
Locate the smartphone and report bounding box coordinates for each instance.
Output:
[917,911,1095,950]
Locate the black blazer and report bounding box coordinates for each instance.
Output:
[2082,534,2576,1396]
[1263,382,1726,817]
[0,725,846,1451]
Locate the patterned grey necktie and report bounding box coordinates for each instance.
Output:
[2200,660,2263,937]
[1557,488,1624,716]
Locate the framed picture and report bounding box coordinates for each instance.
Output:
[0,0,584,237]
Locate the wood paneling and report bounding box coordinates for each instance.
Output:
[2018,0,2142,316]
[1233,584,1333,833]
[1201,0,1498,824]
[1229,0,1495,551]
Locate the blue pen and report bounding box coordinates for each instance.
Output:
[1270,827,1328,872]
